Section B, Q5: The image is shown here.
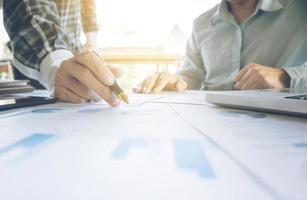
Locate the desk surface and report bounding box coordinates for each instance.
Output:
[0,91,306,200]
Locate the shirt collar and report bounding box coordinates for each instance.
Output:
[211,0,290,25]
[258,0,289,11]
[211,0,233,25]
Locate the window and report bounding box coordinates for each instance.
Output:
[95,0,220,89]
[95,0,219,49]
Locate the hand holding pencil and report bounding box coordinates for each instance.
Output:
[54,51,128,105]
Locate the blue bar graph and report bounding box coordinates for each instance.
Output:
[0,133,56,164]
[293,143,307,148]
[174,139,216,179]
[78,109,103,113]
[111,138,147,159]
[112,138,216,180]
[31,109,62,113]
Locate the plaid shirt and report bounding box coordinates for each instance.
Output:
[3,0,99,89]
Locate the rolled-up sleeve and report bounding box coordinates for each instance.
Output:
[4,0,73,89]
[177,20,205,90]
[283,64,307,89]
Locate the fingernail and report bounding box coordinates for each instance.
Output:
[105,75,115,86]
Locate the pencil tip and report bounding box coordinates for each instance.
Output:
[119,93,129,104]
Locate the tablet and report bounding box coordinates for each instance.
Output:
[0,96,57,111]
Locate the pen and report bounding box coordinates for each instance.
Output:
[92,51,129,104]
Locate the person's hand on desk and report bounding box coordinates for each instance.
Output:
[54,52,122,106]
[133,72,188,93]
[234,63,290,90]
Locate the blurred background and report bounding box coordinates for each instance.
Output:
[0,0,220,89]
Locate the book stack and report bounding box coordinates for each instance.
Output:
[0,80,34,95]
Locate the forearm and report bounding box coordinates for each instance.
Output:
[282,64,307,88]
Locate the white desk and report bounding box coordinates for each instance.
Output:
[0,91,306,200]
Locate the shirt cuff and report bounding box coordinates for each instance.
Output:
[85,32,98,45]
[282,65,307,89]
[40,49,74,92]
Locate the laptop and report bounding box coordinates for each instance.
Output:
[205,89,307,117]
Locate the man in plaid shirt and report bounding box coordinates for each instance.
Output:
[4,0,121,106]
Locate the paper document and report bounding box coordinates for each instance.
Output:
[0,91,305,200]
[170,104,307,200]
[0,102,273,200]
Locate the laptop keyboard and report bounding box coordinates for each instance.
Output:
[285,94,307,100]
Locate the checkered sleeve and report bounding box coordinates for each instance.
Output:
[3,0,72,78]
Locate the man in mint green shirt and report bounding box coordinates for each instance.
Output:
[134,0,307,93]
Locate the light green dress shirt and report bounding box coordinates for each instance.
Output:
[178,0,307,90]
